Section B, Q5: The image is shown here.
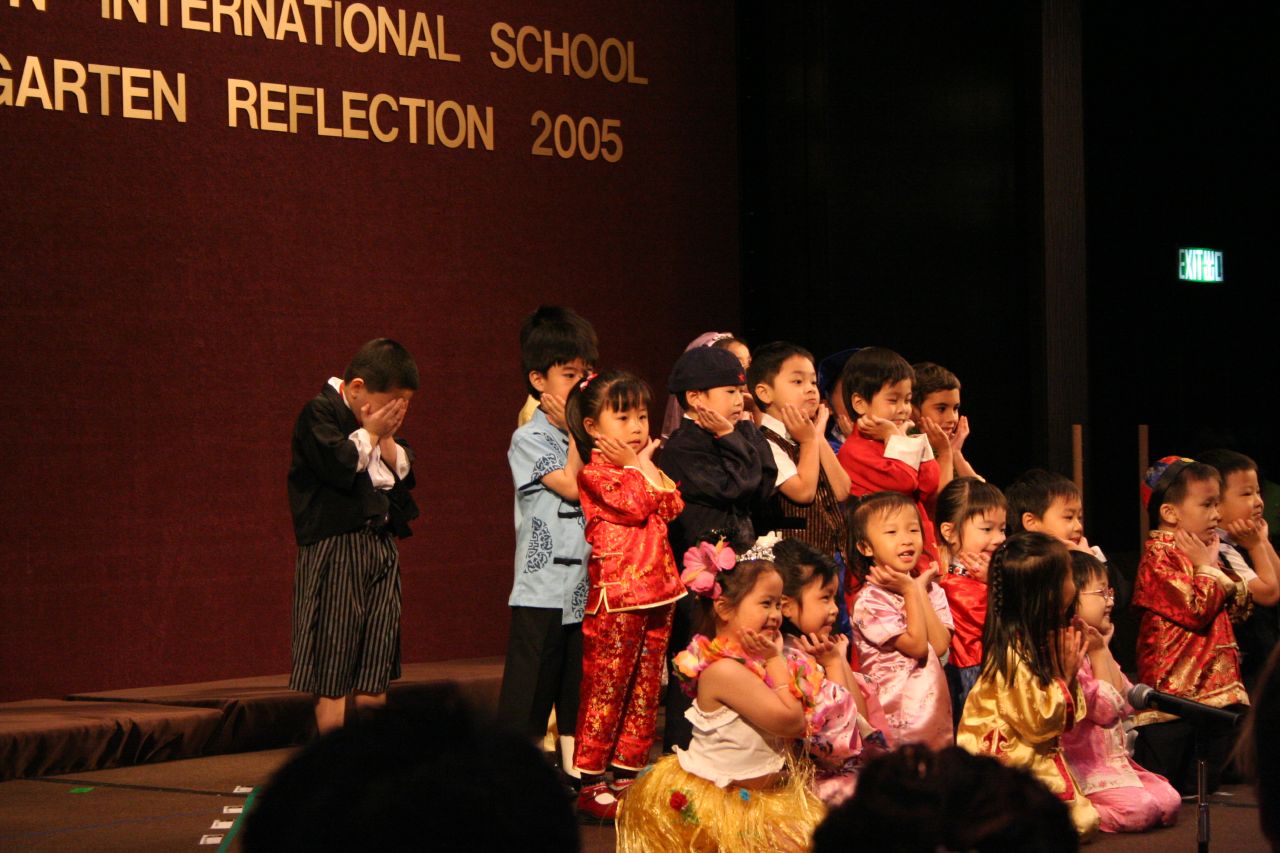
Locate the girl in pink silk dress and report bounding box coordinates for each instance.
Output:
[1063,552,1180,832]
[774,538,890,805]
[849,492,954,750]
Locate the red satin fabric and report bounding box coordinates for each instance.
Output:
[578,458,686,614]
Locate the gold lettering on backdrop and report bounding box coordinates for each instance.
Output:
[0,53,186,120]
[224,78,492,148]
[97,0,457,60]
[9,0,47,9]
[488,22,646,84]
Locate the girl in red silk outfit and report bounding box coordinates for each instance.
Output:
[935,478,1008,727]
[1132,456,1251,793]
[564,371,686,820]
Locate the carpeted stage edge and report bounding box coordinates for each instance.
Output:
[0,657,503,781]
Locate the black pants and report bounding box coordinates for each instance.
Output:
[496,606,583,751]
[1133,714,1242,795]
[662,596,696,752]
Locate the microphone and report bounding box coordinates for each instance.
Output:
[1127,683,1244,728]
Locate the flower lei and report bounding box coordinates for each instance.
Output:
[672,634,822,708]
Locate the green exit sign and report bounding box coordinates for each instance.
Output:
[1179,248,1224,283]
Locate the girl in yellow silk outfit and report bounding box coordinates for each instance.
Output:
[956,531,1100,839]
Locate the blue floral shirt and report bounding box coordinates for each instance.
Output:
[507,409,590,623]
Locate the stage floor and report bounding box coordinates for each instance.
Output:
[0,747,1267,852]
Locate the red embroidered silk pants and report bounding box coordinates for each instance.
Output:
[573,603,674,774]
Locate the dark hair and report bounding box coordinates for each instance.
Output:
[1197,448,1258,486]
[745,341,815,403]
[693,558,780,637]
[849,491,921,581]
[840,347,914,416]
[563,370,652,456]
[243,686,579,853]
[1005,469,1080,532]
[910,362,961,404]
[343,338,419,392]
[981,532,1075,687]
[773,538,838,637]
[934,478,1007,555]
[520,306,599,398]
[813,745,1077,853]
[1147,460,1219,530]
[712,335,748,355]
[1068,549,1108,593]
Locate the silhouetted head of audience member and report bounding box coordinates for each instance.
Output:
[813,745,1078,853]
[243,685,579,852]
[1238,642,1280,850]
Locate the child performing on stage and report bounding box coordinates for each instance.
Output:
[565,371,686,820]
[617,552,824,851]
[287,338,419,734]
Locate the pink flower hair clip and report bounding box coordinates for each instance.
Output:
[681,539,736,599]
[578,371,599,391]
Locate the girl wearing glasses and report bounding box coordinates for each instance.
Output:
[1062,551,1180,832]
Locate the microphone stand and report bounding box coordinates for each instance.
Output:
[1196,726,1209,853]
[1128,684,1243,853]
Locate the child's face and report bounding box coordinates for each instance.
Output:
[586,405,650,453]
[1025,495,1084,546]
[857,504,923,573]
[1074,571,1113,632]
[782,572,839,636]
[531,358,591,404]
[852,379,913,428]
[720,570,785,641]
[346,380,414,425]
[1219,469,1264,527]
[914,389,961,437]
[958,508,1007,556]
[686,385,744,421]
[720,341,751,371]
[755,355,820,419]
[1162,477,1222,542]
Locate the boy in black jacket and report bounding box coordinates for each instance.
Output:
[658,345,777,749]
[287,338,419,733]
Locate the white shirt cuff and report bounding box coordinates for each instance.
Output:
[349,428,374,472]
[883,434,926,470]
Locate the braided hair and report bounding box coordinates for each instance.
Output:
[979,532,1075,686]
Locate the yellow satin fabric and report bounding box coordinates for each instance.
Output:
[956,652,1099,838]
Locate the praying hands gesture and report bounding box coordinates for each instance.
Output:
[1053,618,1087,685]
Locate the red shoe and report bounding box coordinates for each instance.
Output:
[609,777,635,794]
[577,782,619,822]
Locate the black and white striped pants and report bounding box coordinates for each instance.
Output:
[289,527,401,697]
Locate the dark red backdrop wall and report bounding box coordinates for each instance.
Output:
[0,0,739,701]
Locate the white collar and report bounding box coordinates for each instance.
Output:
[758,412,792,442]
[328,376,353,411]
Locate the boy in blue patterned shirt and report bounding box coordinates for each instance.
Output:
[497,306,598,781]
